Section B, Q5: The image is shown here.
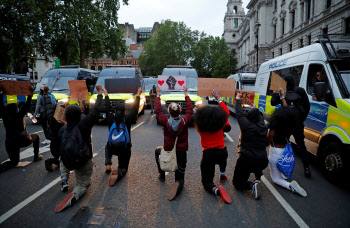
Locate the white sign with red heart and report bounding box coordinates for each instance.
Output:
[157,75,186,90]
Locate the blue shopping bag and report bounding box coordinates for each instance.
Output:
[277,142,295,179]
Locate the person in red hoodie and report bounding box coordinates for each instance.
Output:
[154,85,193,201]
[193,90,232,204]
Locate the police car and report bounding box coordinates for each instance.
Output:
[0,74,31,105]
[254,34,350,182]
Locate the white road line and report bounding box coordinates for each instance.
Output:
[261,176,309,228]
[0,121,146,224]
[224,133,234,143]
[151,114,156,118]
[1,145,50,164]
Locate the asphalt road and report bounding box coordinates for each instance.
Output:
[0,108,350,228]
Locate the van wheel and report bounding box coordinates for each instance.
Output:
[318,141,345,183]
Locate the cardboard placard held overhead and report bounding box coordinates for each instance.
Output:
[197,78,236,97]
[157,75,186,90]
[68,80,89,101]
[233,90,256,105]
[270,72,287,92]
[105,78,140,94]
[54,105,66,123]
[0,81,33,96]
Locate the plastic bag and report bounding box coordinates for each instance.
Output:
[277,142,295,179]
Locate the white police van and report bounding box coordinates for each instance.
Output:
[254,34,350,182]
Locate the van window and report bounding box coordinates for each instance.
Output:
[236,81,239,90]
[307,64,336,106]
[266,65,304,95]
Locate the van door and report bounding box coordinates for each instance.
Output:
[304,62,337,154]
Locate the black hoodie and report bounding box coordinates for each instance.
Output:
[235,99,268,160]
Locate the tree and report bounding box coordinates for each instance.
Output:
[229,48,238,74]
[139,20,198,76]
[213,54,230,78]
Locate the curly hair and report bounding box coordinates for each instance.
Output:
[194,105,227,133]
[269,106,297,137]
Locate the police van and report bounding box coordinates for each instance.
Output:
[223,71,257,113]
[0,74,31,105]
[31,66,99,115]
[159,65,203,116]
[254,34,350,181]
[89,65,146,119]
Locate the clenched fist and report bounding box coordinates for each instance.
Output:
[166,76,177,90]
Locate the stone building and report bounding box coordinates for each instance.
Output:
[224,0,350,71]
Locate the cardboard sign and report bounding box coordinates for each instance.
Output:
[0,81,33,96]
[197,78,236,97]
[54,105,66,123]
[105,78,140,94]
[270,72,287,92]
[233,90,255,105]
[158,75,186,90]
[68,80,88,101]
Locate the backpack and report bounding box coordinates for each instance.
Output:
[285,90,303,112]
[60,126,90,170]
[108,122,130,148]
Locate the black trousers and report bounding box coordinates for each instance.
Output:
[201,147,228,193]
[292,122,309,167]
[40,116,49,139]
[50,139,60,165]
[105,144,131,177]
[1,134,40,171]
[232,155,268,191]
[155,147,187,186]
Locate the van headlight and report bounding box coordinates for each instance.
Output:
[58,98,69,103]
[89,98,96,104]
[160,100,166,105]
[125,98,135,104]
[243,104,251,108]
[195,100,203,106]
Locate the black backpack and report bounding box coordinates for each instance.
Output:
[60,125,90,170]
[285,90,303,112]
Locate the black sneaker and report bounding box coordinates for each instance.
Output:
[61,179,69,192]
[33,154,43,162]
[252,180,262,200]
[45,158,53,172]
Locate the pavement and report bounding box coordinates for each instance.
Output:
[0,109,350,227]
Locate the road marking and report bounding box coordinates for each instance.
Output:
[1,145,50,164]
[0,121,147,224]
[261,176,309,228]
[224,133,234,143]
[31,130,43,134]
[152,114,156,118]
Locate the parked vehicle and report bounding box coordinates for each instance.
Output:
[89,65,146,119]
[0,74,31,105]
[254,34,350,182]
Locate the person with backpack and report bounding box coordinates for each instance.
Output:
[271,75,311,177]
[55,85,105,213]
[232,93,268,200]
[32,77,59,144]
[0,87,42,172]
[267,98,307,197]
[105,87,142,186]
[193,90,232,204]
[154,85,193,201]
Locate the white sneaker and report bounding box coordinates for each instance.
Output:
[252,180,262,200]
[290,180,307,197]
[42,139,51,144]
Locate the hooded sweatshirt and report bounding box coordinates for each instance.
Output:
[155,96,193,152]
[235,99,268,160]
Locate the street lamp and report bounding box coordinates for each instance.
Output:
[255,20,261,72]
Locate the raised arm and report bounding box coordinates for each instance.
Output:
[126,87,141,125]
[235,94,250,130]
[183,86,193,126]
[49,75,59,94]
[155,86,168,125]
[104,89,111,119]
[80,85,103,130]
[212,90,229,122]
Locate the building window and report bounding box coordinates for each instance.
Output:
[91,65,95,70]
[346,17,350,34]
[300,38,304,48]
[234,18,238,27]
[308,35,312,45]
[119,61,123,65]
[307,0,311,20]
[291,11,295,29]
[289,43,293,52]
[98,65,103,71]
[232,34,236,38]
[280,48,283,55]
[127,60,132,65]
[134,60,137,65]
[274,24,277,40]
[281,19,285,35]
[34,72,38,80]
[323,27,328,35]
[272,51,275,58]
[326,0,331,8]
[234,5,238,14]
[274,0,277,10]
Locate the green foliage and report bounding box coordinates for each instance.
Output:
[139,20,198,76]
[0,0,128,72]
[140,20,238,78]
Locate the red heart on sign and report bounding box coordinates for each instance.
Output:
[178,81,185,86]
[158,80,165,86]
[249,94,254,101]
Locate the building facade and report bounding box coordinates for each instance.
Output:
[224,0,350,71]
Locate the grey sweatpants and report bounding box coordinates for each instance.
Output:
[60,159,94,200]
